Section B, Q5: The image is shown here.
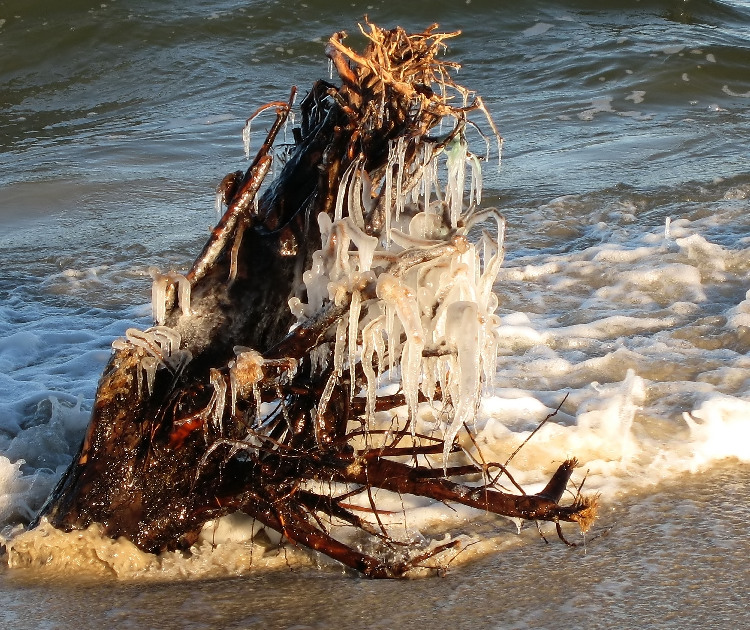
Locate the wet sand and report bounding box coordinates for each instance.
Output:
[2,462,747,630]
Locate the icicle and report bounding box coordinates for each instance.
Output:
[148,326,181,357]
[376,273,425,429]
[333,317,348,377]
[361,316,384,425]
[347,158,366,229]
[149,268,170,325]
[316,372,337,444]
[329,223,351,290]
[149,270,191,324]
[209,368,227,434]
[345,217,378,272]
[395,136,407,224]
[288,296,306,319]
[227,220,246,287]
[309,344,330,377]
[348,289,362,400]
[302,250,328,314]
[426,144,440,211]
[420,143,430,207]
[360,168,376,216]
[318,211,333,247]
[468,153,482,208]
[469,246,480,287]
[334,159,358,223]
[125,328,166,368]
[373,314,386,378]
[442,301,481,471]
[445,135,467,229]
[437,354,451,408]
[385,303,396,375]
[480,314,501,394]
[167,272,192,317]
[428,151,440,209]
[229,361,238,417]
[314,318,347,444]
[252,381,262,423]
[136,356,144,396]
[242,119,252,160]
[480,231,492,278]
[215,190,224,218]
[401,337,424,436]
[477,214,506,311]
[384,141,395,248]
[421,355,437,404]
[141,356,159,396]
[176,274,191,316]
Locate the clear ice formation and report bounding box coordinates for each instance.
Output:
[149,269,192,325]
[115,123,504,469]
[292,130,506,468]
[110,269,196,398]
[111,326,192,398]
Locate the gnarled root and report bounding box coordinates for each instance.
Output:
[34,21,598,578]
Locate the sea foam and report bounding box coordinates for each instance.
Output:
[3,187,750,576]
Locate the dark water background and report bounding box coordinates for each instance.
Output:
[1,0,750,627]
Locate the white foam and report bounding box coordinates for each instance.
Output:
[0,334,43,383]
[523,22,554,37]
[722,85,750,98]
[625,90,646,104]
[0,457,53,524]
[578,97,614,121]
[682,396,750,471]
[726,290,750,329]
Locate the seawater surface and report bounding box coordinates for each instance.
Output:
[1,0,749,627]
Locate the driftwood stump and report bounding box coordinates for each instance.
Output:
[35,22,597,577]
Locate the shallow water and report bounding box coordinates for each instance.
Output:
[2,463,748,629]
[1,0,750,624]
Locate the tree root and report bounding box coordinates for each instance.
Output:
[33,21,598,578]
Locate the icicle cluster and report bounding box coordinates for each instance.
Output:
[112,326,192,397]
[290,132,505,467]
[107,269,194,398]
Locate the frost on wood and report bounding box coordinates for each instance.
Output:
[34,22,597,578]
